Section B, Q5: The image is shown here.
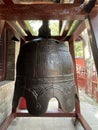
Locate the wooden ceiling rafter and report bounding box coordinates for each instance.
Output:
[6,21,26,41]
[59,0,86,36]
[69,21,86,41]
[60,21,73,36]
[17,20,32,36]
[67,20,82,35]
[0,0,97,20]
[0,0,97,42]
[4,0,34,37]
[63,20,82,41]
[58,0,66,35]
[0,20,5,37]
[16,0,64,37]
[60,20,67,36]
[2,0,28,41]
[24,20,36,36]
[60,0,97,41]
[2,0,14,5]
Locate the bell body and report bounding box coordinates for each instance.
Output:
[13,38,76,115]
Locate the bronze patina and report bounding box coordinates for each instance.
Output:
[12,21,76,115]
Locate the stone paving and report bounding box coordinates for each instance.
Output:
[7,89,98,130]
[79,90,98,130]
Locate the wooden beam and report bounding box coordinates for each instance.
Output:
[60,20,72,36]
[66,20,81,37]
[0,113,17,130]
[77,113,92,130]
[2,0,14,5]
[90,5,98,15]
[70,21,86,41]
[18,20,32,36]
[0,20,5,37]
[3,0,29,39]
[6,21,26,41]
[90,14,98,47]
[74,0,84,4]
[59,20,66,35]
[24,21,35,36]
[0,4,88,20]
[0,0,4,4]
[85,17,98,74]
[62,20,84,41]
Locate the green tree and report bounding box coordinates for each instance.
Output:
[74,41,84,58]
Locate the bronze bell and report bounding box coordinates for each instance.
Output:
[12,21,76,115]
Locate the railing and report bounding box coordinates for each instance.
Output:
[76,64,98,102]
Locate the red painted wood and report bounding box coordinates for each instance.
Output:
[16,112,76,117]
[0,110,91,130]
[77,113,92,130]
[0,113,16,130]
[90,14,98,47]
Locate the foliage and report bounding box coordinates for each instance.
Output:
[49,20,59,35]
[74,41,84,58]
[28,20,84,58]
[28,20,59,36]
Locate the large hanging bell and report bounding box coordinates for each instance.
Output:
[12,38,76,116]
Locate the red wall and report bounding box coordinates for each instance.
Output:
[75,58,85,67]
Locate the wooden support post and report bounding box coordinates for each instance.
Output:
[69,38,80,114]
[0,113,17,130]
[0,109,92,130]
[88,15,98,100]
[85,17,98,74]
[90,14,98,48]
[77,113,92,130]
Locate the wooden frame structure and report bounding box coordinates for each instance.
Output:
[0,96,92,130]
[0,37,92,130]
[0,0,98,130]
